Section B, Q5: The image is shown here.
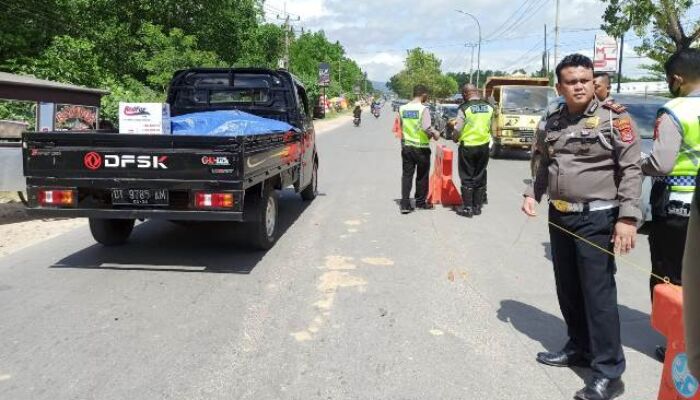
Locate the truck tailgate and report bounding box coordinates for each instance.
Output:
[23,133,244,181]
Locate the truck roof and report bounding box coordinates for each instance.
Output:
[484,76,550,90]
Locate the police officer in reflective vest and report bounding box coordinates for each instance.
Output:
[641,48,700,361]
[452,83,494,217]
[398,84,440,214]
[522,54,641,400]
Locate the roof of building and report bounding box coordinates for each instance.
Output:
[0,72,108,107]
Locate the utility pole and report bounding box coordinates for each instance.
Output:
[554,0,560,68]
[543,24,548,77]
[617,34,624,94]
[456,10,481,87]
[465,43,477,84]
[276,2,300,70]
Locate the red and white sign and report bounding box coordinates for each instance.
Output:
[118,102,171,135]
[593,35,618,73]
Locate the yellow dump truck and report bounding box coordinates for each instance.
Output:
[483,76,556,158]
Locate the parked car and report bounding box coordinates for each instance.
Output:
[392,99,408,112]
[436,104,460,139]
[619,94,667,224]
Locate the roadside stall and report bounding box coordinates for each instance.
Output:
[0,72,107,195]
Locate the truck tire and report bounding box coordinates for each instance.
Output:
[300,161,318,201]
[248,187,279,250]
[89,218,135,246]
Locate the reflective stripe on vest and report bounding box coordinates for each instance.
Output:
[659,97,700,192]
[399,103,430,148]
[459,102,493,147]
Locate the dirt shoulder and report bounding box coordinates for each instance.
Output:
[0,192,87,258]
[0,117,352,259]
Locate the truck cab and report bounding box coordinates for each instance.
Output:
[484,77,556,158]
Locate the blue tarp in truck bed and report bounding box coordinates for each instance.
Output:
[171,110,294,137]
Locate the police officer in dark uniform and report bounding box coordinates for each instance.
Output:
[522,54,642,400]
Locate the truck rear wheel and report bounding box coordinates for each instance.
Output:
[248,187,279,250]
[300,161,318,201]
[89,218,135,246]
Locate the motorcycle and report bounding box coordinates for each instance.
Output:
[353,117,361,127]
[372,108,380,118]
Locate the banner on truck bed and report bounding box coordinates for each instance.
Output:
[593,35,618,73]
[318,63,330,87]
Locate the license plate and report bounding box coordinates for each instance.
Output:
[111,189,169,206]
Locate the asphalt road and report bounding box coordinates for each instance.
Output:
[0,109,663,399]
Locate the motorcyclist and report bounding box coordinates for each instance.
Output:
[353,104,362,125]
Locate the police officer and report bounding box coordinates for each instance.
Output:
[522,54,642,400]
[451,83,494,217]
[593,71,613,102]
[642,48,700,361]
[398,84,440,214]
[684,173,700,378]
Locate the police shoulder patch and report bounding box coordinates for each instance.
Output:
[613,116,635,143]
[602,100,627,114]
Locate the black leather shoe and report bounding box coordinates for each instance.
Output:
[415,203,434,210]
[574,377,624,400]
[536,349,587,367]
[457,207,474,217]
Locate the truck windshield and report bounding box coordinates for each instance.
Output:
[502,87,556,114]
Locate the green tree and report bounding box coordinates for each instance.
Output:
[601,0,700,75]
[134,23,224,92]
[388,48,458,99]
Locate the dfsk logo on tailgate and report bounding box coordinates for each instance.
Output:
[83,153,168,170]
[84,152,102,170]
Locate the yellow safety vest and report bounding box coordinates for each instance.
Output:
[399,103,430,148]
[659,97,700,192]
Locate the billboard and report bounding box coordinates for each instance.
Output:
[593,35,618,73]
[318,62,330,86]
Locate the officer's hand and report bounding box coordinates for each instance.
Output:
[521,196,537,217]
[612,219,637,255]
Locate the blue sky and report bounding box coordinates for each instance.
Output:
[264,0,700,82]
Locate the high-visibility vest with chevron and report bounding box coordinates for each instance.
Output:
[399,103,430,148]
[459,101,493,146]
[659,97,700,192]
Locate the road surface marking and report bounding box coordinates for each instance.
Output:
[292,255,367,342]
[430,329,445,336]
[361,257,394,266]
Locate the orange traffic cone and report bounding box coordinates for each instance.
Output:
[427,145,462,206]
[392,116,402,139]
[652,284,700,400]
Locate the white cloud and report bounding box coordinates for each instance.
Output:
[272,0,657,81]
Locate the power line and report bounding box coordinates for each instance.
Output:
[484,0,537,40]
[488,0,550,42]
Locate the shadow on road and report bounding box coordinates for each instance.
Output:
[497,300,663,371]
[542,242,552,261]
[50,191,310,274]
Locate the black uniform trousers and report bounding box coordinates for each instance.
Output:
[648,181,688,298]
[457,143,489,189]
[549,205,625,380]
[649,215,687,295]
[401,146,431,206]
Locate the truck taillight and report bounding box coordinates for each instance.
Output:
[39,189,75,207]
[194,192,234,209]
